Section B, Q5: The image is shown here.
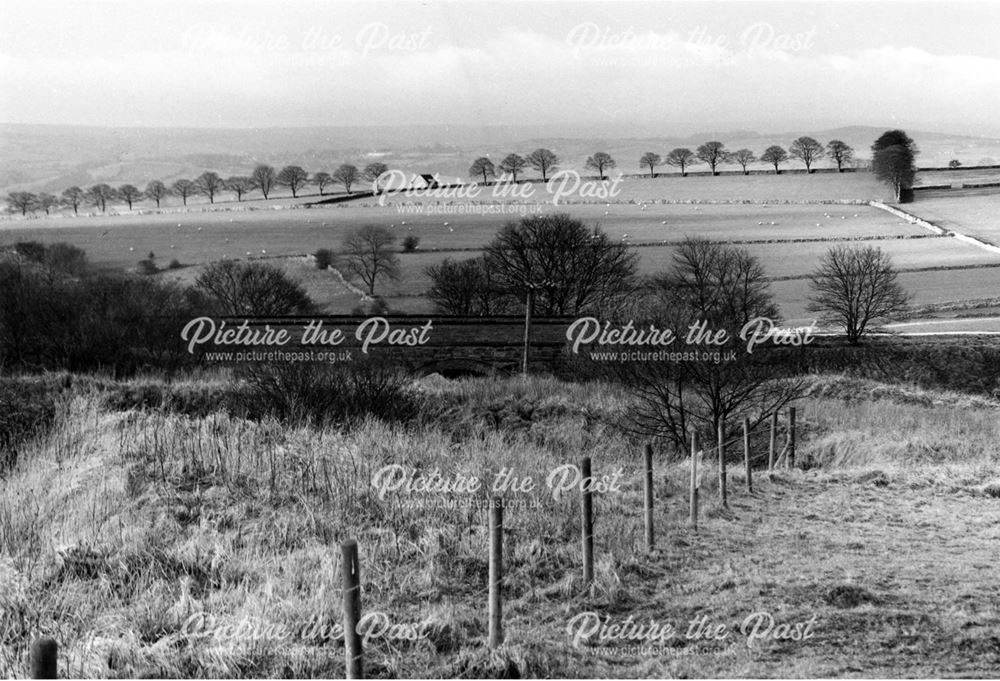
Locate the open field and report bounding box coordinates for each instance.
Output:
[366,172,892,205]
[774,267,1000,323]
[915,167,1000,187]
[635,237,1000,279]
[377,236,1000,320]
[3,172,999,324]
[3,373,1000,678]
[904,193,1000,246]
[0,202,931,271]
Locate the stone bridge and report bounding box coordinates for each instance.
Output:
[197,315,580,377]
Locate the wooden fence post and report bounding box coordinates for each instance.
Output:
[580,456,594,590]
[788,406,797,469]
[488,500,504,648]
[342,539,364,680]
[768,411,777,471]
[717,419,728,507]
[743,417,752,493]
[643,443,654,552]
[30,638,57,680]
[689,429,698,530]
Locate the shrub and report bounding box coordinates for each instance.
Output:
[0,259,214,376]
[100,381,235,418]
[168,259,182,270]
[12,241,88,276]
[350,296,390,316]
[44,242,88,276]
[0,378,59,474]
[426,256,514,315]
[314,248,335,270]
[137,259,159,275]
[402,235,420,252]
[13,241,47,263]
[195,261,313,315]
[232,361,418,426]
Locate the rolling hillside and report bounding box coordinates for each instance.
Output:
[4,123,1000,195]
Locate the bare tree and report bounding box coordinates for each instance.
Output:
[665,147,698,176]
[585,152,616,180]
[194,171,226,203]
[807,245,910,344]
[195,261,314,315]
[526,148,559,182]
[277,165,310,198]
[639,152,662,178]
[88,184,116,211]
[732,149,757,175]
[696,141,729,176]
[483,213,638,315]
[118,184,143,209]
[62,186,86,214]
[362,162,389,191]
[498,153,528,182]
[611,238,801,451]
[826,140,854,172]
[6,192,36,216]
[425,256,514,315]
[144,180,168,208]
[332,164,360,193]
[341,225,400,296]
[312,171,333,195]
[760,145,788,174]
[225,176,254,202]
[251,164,277,199]
[469,157,496,184]
[171,179,196,206]
[790,136,824,173]
[36,193,59,215]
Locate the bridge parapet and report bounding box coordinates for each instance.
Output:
[187,315,578,377]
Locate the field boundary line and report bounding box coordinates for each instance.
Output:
[871,200,1000,256]
[950,231,1000,256]
[868,201,947,235]
[409,234,944,257]
[769,261,1000,283]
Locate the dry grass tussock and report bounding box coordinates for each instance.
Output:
[0,379,640,678]
[2,372,1000,677]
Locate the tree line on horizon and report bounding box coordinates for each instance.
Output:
[637,137,857,177]
[6,130,920,216]
[467,138,858,185]
[470,130,916,200]
[4,161,392,216]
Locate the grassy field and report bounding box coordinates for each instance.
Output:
[363,172,892,205]
[0,191,922,267]
[2,373,1000,678]
[377,235,1000,320]
[915,167,1000,187]
[774,267,1000,324]
[0,202,930,270]
[3,172,998,322]
[905,193,1000,246]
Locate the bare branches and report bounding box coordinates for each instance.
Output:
[341,226,400,296]
[790,136,823,173]
[807,245,911,344]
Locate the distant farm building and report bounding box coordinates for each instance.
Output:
[416,173,441,189]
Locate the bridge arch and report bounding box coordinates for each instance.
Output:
[413,358,507,379]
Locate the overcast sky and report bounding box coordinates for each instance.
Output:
[3,0,1000,136]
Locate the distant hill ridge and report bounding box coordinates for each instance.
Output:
[2,123,1000,193]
